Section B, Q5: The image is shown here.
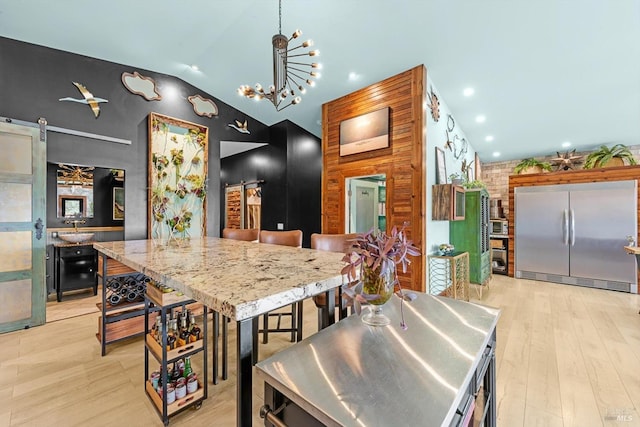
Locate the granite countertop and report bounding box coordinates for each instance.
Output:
[93,238,345,321]
[256,293,501,426]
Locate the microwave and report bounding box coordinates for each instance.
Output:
[490,219,508,235]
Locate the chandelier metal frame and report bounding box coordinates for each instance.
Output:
[237,0,320,111]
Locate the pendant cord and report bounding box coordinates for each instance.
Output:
[278,0,282,35]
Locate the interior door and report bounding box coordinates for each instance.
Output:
[0,118,47,333]
[348,179,379,233]
[515,189,569,276]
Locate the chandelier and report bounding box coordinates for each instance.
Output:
[57,163,94,187]
[237,0,321,111]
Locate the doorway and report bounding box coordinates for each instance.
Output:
[346,174,386,234]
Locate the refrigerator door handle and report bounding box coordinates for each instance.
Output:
[570,209,576,246]
[563,209,569,245]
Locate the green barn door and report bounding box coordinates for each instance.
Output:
[0,118,47,333]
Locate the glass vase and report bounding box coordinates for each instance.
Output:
[361,262,395,326]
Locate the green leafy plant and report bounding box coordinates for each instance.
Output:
[463,179,486,189]
[513,158,552,174]
[583,144,637,169]
[341,225,420,329]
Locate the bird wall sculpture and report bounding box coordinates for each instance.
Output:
[228,119,250,134]
[59,81,108,118]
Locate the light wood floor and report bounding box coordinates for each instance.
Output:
[2,275,640,426]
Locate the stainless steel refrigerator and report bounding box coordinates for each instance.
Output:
[515,180,637,293]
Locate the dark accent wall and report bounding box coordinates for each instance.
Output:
[0,36,270,239]
[220,120,321,248]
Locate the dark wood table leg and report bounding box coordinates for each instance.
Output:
[237,318,254,427]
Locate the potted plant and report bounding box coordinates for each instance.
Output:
[513,158,552,175]
[449,173,466,185]
[583,144,637,169]
[341,225,420,328]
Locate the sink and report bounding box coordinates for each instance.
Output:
[58,232,95,243]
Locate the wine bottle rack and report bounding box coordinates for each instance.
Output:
[105,273,148,306]
[97,253,158,356]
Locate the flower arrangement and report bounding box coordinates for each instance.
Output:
[341,225,420,329]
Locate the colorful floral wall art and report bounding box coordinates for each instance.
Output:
[148,113,208,239]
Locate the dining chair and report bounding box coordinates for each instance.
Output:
[213,228,260,383]
[258,230,303,344]
[222,227,260,241]
[310,233,358,329]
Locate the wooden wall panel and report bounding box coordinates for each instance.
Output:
[321,66,426,292]
[508,165,640,286]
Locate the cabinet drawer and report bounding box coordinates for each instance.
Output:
[59,245,95,258]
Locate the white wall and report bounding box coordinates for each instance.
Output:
[424,77,477,292]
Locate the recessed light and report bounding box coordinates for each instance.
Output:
[475,115,486,123]
[190,64,199,71]
[492,151,500,157]
[485,135,494,142]
[348,72,361,82]
[562,141,572,148]
[463,88,475,97]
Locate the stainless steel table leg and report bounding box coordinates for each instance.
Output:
[237,318,254,427]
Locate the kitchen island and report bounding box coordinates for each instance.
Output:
[93,238,345,427]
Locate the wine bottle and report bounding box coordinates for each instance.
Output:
[183,356,192,378]
[189,314,201,343]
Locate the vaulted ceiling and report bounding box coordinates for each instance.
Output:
[1,0,638,161]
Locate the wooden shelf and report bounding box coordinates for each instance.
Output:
[146,334,204,364]
[97,256,135,277]
[145,380,204,417]
[96,301,145,316]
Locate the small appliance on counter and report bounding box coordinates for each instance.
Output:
[490,219,508,236]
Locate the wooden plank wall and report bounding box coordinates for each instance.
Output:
[508,165,640,284]
[321,65,426,292]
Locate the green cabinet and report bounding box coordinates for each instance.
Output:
[450,189,491,285]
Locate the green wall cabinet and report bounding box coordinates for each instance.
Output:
[450,188,491,285]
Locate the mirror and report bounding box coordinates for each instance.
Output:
[55,163,125,220]
[346,174,386,233]
[57,163,94,218]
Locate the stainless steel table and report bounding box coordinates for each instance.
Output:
[93,238,345,427]
[256,293,500,426]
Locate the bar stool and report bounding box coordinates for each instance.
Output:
[213,228,260,383]
[310,233,358,329]
[258,230,303,344]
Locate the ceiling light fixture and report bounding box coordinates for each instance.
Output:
[485,135,494,142]
[237,0,320,111]
[463,88,475,97]
[562,141,572,148]
[492,151,501,157]
[475,115,486,123]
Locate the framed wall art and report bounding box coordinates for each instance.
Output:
[148,112,209,239]
[113,187,124,220]
[435,147,447,184]
[339,107,389,156]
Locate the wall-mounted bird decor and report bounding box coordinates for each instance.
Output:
[228,119,250,134]
[59,82,108,118]
[427,86,440,122]
[444,129,453,151]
